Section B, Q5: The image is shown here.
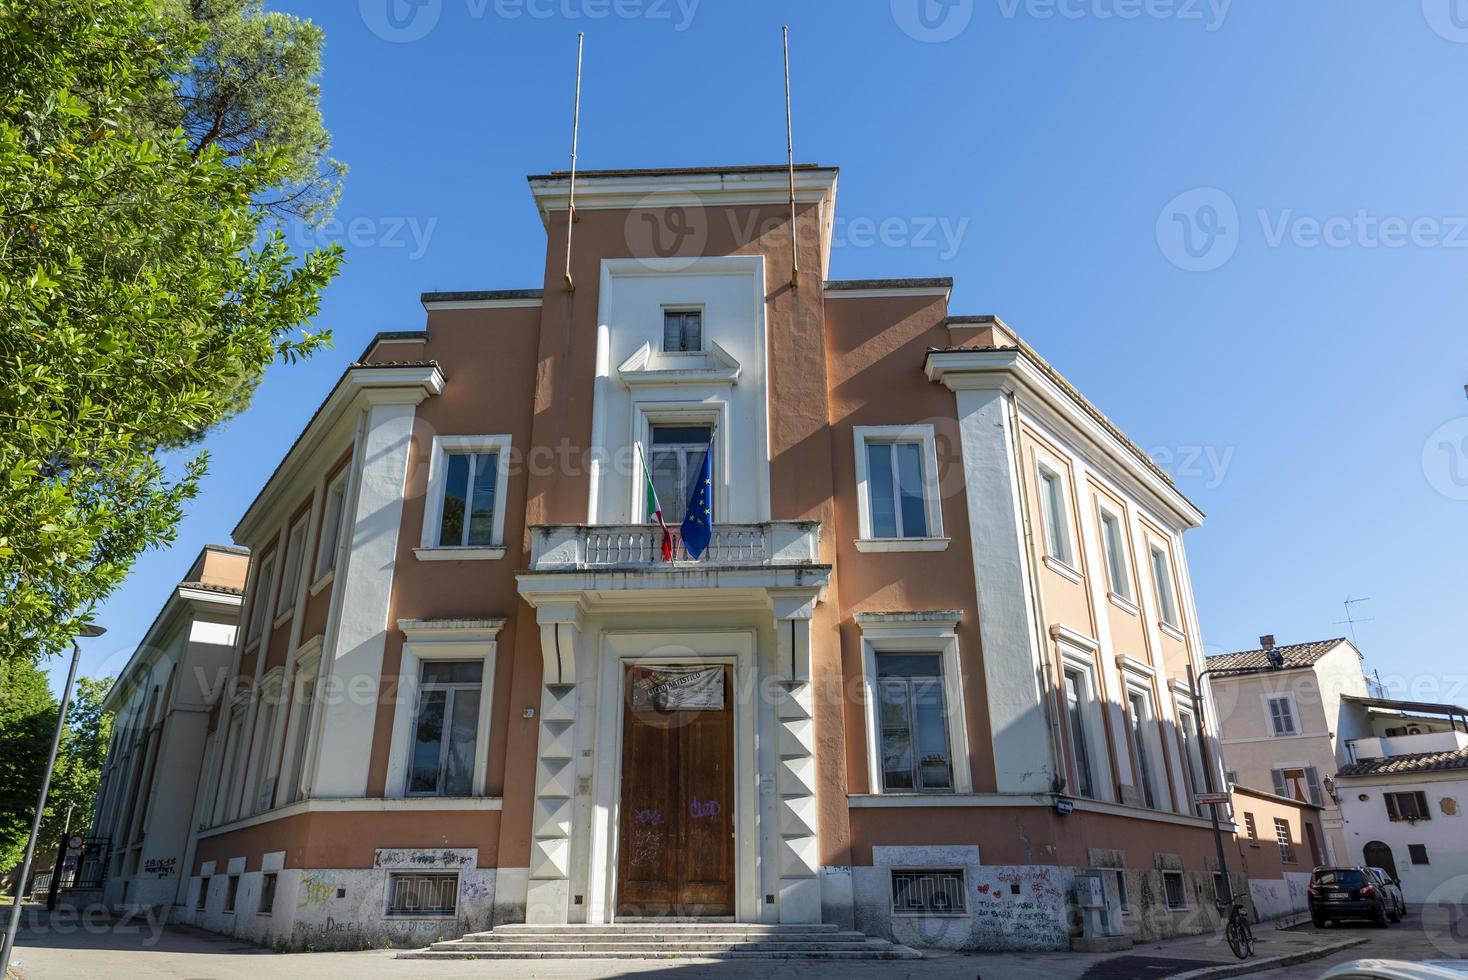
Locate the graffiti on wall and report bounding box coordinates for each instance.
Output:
[373,848,476,870]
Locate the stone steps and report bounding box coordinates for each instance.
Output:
[399,923,921,960]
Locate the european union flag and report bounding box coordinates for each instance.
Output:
[679,443,714,560]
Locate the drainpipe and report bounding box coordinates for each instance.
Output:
[1005,391,1067,795]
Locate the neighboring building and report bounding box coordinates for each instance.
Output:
[157,163,1241,953]
[88,545,248,911]
[1227,785,1324,920]
[1334,696,1468,902]
[1205,636,1371,864]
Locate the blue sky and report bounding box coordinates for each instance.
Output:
[55,0,1468,704]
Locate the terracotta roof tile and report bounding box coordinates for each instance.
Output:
[1338,748,1468,778]
[178,580,244,596]
[1205,638,1349,673]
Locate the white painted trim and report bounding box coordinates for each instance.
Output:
[1261,691,1303,737]
[419,434,514,551]
[1042,554,1083,584]
[1055,636,1117,803]
[413,546,507,562]
[421,297,543,310]
[852,424,945,542]
[857,621,973,796]
[175,587,244,608]
[1108,592,1141,617]
[854,537,950,553]
[307,569,334,596]
[1095,499,1135,603]
[385,628,500,799]
[1033,450,1077,568]
[1158,620,1187,642]
[824,286,951,300]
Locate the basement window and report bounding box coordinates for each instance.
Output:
[891,869,966,916]
[196,877,209,911]
[258,872,277,916]
[1162,871,1187,910]
[224,875,239,914]
[387,872,459,917]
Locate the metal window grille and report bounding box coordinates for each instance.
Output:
[1162,871,1186,909]
[891,870,966,914]
[1274,818,1295,864]
[387,872,459,916]
[1244,812,1258,839]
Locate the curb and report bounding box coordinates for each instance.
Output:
[1166,936,1368,980]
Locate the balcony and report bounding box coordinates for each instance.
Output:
[1349,730,1468,762]
[528,521,821,570]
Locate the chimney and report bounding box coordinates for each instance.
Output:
[1259,634,1276,651]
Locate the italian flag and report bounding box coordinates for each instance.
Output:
[639,445,673,562]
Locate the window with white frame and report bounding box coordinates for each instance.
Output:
[314,470,349,578]
[1062,667,1098,799]
[859,616,970,795]
[244,679,283,815]
[1099,508,1132,601]
[648,424,712,526]
[280,665,317,806]
[1149,543,1180,628]
[854,426,943,544]
[406,661,483,797]
[662,309,703,352]
[244,554,276,644]
[1265,694,1298,736]
[1037,463,1074,565]
[1177,705,1209,815]
[421,436,512,552]
[1127,688,1163,810]
[212,710,245,825]
[876,654,953,792]
[276,517,309,617]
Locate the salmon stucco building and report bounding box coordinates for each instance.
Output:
[116,164,1245,953]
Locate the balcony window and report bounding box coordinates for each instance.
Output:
[407,661,483,797]
[877,654,953,792]
[649,424,711,526]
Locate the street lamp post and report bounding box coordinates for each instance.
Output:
[0,624,106,977]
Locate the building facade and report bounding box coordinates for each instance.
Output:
[157,164,1240,952]
[1205,637,1371,864]
[1227,785,1324,920]
[89,545,248,910]
[1335,696,1468,902]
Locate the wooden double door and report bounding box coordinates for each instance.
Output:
[616,664,735,917]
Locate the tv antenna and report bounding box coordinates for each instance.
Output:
[1333,595,1375,647]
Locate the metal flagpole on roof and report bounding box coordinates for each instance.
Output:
[564,32,584,292]
[783,25,798,288]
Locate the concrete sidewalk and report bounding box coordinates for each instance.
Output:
[9,906,1378,980]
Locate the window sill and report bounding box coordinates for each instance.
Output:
[854,537,950,553]
[1042,555,1083,584]
[308,569,334,596]
[272,608,294,630]
[1107,591,1140,616]
[1158,620,1187,642]
[414,546,506,562]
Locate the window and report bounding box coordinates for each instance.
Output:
[1385,791,1431,822]
[1213,872,1229,903]
[407,661,483,797]
[1244,812,1258,840]
[438,452,499,547]
[1272,766,1324,807]
[1128,690,1161,809]
[281,674,316,806]
[244,555,276,644]
[224,875,239,913]
[1274,818,1295,863]
[258,873,277,915]
[1409,844,1430,865]
[196,877,209,910]
[876,654,953,793]
[1062,668,1096,799]
[1162,871,1186,909]
[387,872,458,916]
[1177,707,1209,815]
[892,870,966,915]
[1150,544,1180,627]
[854,426,943,546]
[315,471,349,578]
[648,424,711,526]
[1099,508,1132,600]
[1038,465,1074,564]
[212,711,245,825]
[1266,695,1298,736]
[276,517,309,616]
[662,309,703,352]
[1115,870,1130,913]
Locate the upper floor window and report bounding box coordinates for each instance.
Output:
[853,426,944,548]
[663,309,703,352]
[876,653,952,793]
[1385,790,1430,822]
[276,516,309,617]
[315,470,349,579]
[648,424,712,525]
[1265,694,1298,736]
[244,553,276,644]
[1062,667,1097,799]
[1149,544,1181,628]
[1177,706,1209,815]
[421,436,512,554]
[1272,765,1324,806]
[407,661,483,797]
[1038,464,1074,565]
[1127,688,1162,810]
[1099,508,1132,600]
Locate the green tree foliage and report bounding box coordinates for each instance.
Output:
[0,657,57,873]
[38,676,114,852]
[0,0,343,665]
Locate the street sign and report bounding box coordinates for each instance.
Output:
[1055,797,1076,815]
[1194,792,1231,805]
[65,835,83,851]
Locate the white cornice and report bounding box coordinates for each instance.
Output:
[233,364,444,544]
[422,297,543,311]
[927,348,1204,529]
[825,286,952,300]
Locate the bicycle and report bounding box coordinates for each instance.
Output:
[1223,899,1255,959]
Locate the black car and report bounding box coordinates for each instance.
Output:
[1308,867,1393,928]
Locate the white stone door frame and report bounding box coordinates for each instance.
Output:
[586,629,759,923]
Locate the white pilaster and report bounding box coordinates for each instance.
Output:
[526,606,583,924]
